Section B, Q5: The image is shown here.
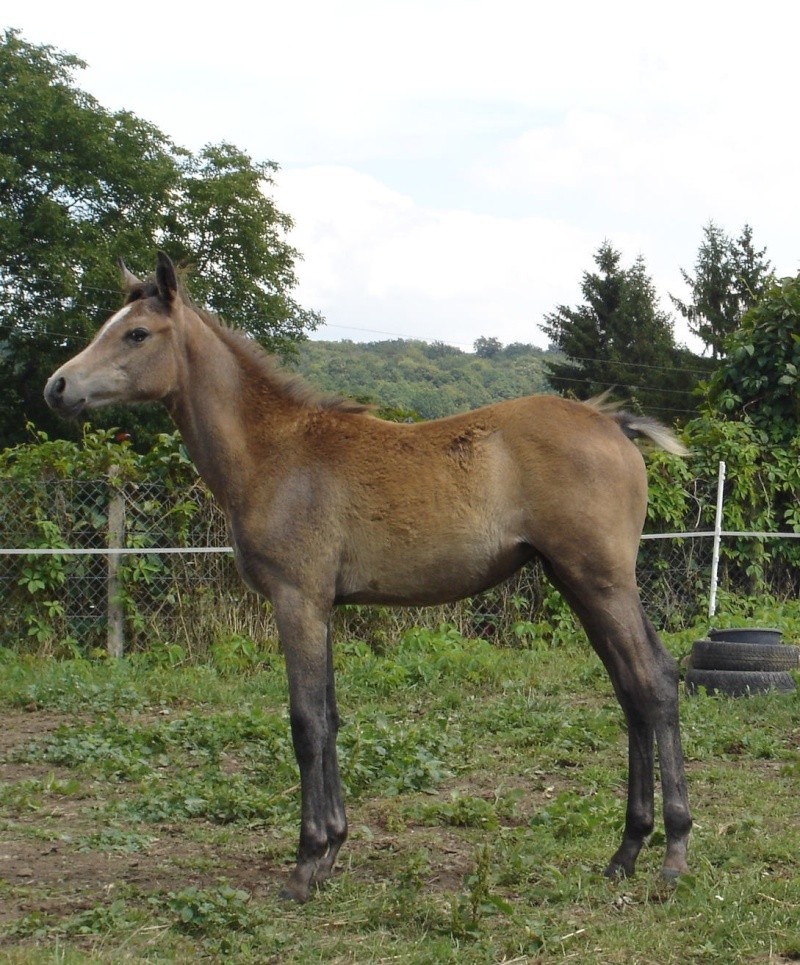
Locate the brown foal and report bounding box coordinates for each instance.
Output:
[45,253,692,902]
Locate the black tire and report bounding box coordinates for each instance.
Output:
[708,627,782,645]
[685,668,796,697]
[691,639,800,672]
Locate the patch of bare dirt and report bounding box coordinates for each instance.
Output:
[0,709,288,937]
[0,710,75,756]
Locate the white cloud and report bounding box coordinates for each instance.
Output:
[474,107,791,225]
[275,166,600,348]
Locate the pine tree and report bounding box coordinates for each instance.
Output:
[542,242,700,419]
[671,221,773,359]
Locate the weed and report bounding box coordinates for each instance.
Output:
[339,712,465,797]
[403,792,500,830]
[16,720,171,779]
[207,632,265,674]
[8,899,146,941]
[530,788,623,841]
[77,827,155,853]
[0,774,81,810]
[159,884,259,936]
[449,843,512,939]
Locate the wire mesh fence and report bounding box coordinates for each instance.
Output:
[0,476,796,658]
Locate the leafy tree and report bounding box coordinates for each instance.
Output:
[703,274,800,443]
[671,221,773,359]
[423,340,462,359]
[541,242,702,419]
[473,336,503,358]
[503,341,539,358]
[0,30,319,447]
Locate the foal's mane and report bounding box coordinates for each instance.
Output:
[129,277,369,415]
[207,311,370,415]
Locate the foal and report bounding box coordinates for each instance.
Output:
[45,253,692,902]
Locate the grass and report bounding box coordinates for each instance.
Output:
[0,604,799,963]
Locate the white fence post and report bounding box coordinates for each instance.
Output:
[708,460,726,620]
[107,470,125,658]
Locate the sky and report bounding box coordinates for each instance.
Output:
[6,0,800,353]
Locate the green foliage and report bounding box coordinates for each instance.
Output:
[294,338,554,419]
[0,425,212,655]
[162,885,261,938]
[473,336,503,358]
[0,30,318,447]
[639,279,800,591]
[0,772,81,810]
[703,273,800,440]
[646,261,800,585]
[449,843,513,939]
[402,791,504,830]
[19,718,175,780]
[8,899,149,942]
[644,418,799,595]
[339,711,464,797]
[78,827,155,853]
[208,632,265,674]
[541,241,704,419]
[672,221,774,359]
[530,788,622,840]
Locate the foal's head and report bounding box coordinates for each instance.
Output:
[45,253,182,417]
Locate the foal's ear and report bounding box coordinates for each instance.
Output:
[155,251,178,308]
[118,259,142,293]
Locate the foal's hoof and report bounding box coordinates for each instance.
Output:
[603,861,631,880]
[660,866,683,882]
[278,882,310,904]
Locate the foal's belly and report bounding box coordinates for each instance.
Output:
[335,540,535,607]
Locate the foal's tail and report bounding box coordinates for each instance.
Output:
[585,395,689,456]
[610,412,688,456]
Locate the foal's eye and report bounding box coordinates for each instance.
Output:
[126,327,150,344]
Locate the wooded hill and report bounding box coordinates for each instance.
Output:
[293,339,558,419]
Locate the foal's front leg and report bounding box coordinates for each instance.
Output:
[310,624,348,884]
[274,594,346,902]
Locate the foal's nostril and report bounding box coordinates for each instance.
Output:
[44,375,68,409]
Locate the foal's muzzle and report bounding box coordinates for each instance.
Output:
[44,373,86,417]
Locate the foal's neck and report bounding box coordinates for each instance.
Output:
[165,314,264,513]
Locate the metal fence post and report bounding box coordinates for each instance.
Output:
[708,460,726,620]
[107,470,125,657]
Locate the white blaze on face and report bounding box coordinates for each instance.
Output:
[95,304,133,342]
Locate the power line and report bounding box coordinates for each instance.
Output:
[544,352,710,377]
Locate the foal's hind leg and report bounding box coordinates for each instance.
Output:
[546,565,692,879]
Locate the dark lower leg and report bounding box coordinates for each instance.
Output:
[549,569,691,880]
[281,702,331,902]
[274,601,344,902]
[312,628,348,883]
[605,715,654,877]
[654,711,692,875]
[641,616,692,877]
